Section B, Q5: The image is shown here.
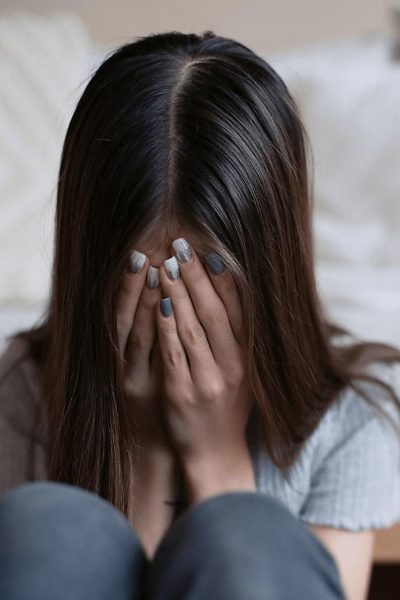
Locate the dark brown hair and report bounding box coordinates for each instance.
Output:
[7,31,400,517]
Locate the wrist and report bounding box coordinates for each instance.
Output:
[182,444,257,506]
[134,435,176,465]
[133,443,180,488]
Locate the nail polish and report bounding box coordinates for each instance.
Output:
[128,249,146,273]
[205,253,225,275]
[147,266,160,288]
[160,297,173,317]
[164,256,180,280]
[172,238,193,263]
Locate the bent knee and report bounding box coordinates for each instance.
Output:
[0,481,130,536]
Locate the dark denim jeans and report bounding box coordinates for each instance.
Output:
[0,481,346,599]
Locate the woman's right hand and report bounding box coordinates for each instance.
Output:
[117,250,173,456]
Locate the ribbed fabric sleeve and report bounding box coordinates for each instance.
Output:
[298,362,400,531]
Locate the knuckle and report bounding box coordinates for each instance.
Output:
[167,347,185,367]
[125,377,143,398]
[179,392,196,406]
[204,378,225,398]
[182,323,204,345]
[129,331,150,352]
[139,289,156,310]
[203,308,226,328]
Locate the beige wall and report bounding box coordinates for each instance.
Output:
[1,0,399,54]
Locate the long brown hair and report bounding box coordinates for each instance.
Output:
[7,31,400,517]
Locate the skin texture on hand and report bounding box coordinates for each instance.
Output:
[153,236,256,502]
[116,250,172,456]
[120,232,257,519]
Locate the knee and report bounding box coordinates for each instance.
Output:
[170,491,329,561]
[157,491,290,558]
[178,491,295,542]
[196,489,293,524]
[0,481,143,571]
[189,491,340,576]
[0,481,101,526]
[0,481,133,547]
[0,484,147,600]
[1,480,72,506]
[0,482,68,525]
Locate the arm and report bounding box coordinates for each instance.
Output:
[183,441,257,506]
[0,355,47,499]
[309,525,376,600]
[128,447,182,560]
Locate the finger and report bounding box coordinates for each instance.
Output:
[169,238,241,365]
[117,250,149,357]
[158,258,216,382]
[150,336,162,377]
[125,266,162,376]
[155,295,193,396]
[203,253,245,347]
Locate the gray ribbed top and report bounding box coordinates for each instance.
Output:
[1,334,399,531]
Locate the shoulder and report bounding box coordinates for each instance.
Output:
[0,335,45,441]
[318,332,400,444]
[319,348,400,457]
[0,335,35,377]
[0,335,48,498]
[299,342,400,531]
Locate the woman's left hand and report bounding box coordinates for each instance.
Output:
[155,237,256,501]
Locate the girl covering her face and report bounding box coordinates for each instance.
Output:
[1,31,399,598]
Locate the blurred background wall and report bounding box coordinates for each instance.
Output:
[1,0,398,53]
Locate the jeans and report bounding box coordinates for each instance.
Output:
[0,481,346,600]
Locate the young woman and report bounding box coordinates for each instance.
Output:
[0,30,399,600]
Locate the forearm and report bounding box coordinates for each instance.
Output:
[129,448,182,559]
[182,443,257,506]
[128,442,256,557]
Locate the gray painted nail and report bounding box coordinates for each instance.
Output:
[205,253,225,275]
[147,266,160,288]
[172,238,193,263]
[164,256,180,280]
[128,249,146,273]
[160,297,173,317]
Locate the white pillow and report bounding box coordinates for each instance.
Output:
[267,35,400,346]
[268,34,400,267]
[0,11,93,305]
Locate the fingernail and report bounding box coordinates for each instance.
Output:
[205,253,225,275]
[147,266,160,288]
[128,249,146,273]
[160,297,173,317]
[164,256,180,281]
[172,237,193,264]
